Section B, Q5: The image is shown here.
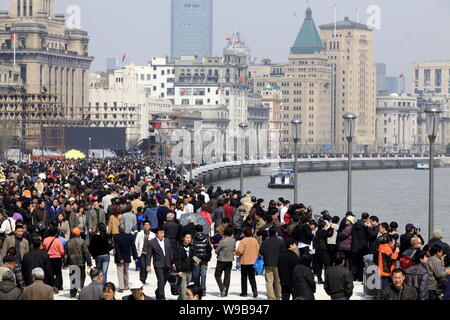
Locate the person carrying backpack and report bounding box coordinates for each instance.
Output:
[399,236,422,271]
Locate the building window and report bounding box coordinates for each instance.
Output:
[435,69,442,87]
[195,99,203,105]
[182,99,189,105]
[17,0,21,16]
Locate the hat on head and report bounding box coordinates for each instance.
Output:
[72,227,81,236]
[346,216,355,224]
[433,229,443,239]
[129,282,143,290]
[22,190,31,198]
[405,223,416,232]
[69,197,75,202]
[137,215,144,222]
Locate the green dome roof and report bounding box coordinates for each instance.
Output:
[290,8,324,55]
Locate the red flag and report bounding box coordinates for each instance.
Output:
[216,87,222,94]
[226,37,231,41]
[399,73,404,79]
[152,122,161,129]
[122,54,126,63]
[181,88,187,96]
[235,40,241,44]
[239,77,244,83]
[10,34,14,41]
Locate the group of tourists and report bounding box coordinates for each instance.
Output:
[0,157,449,300]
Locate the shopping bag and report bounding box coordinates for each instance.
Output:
[253,256,265,275]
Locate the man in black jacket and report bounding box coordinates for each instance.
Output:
[380,269,417,300]
[351,212,370,282]
[427,230,450,267]
[277,238,300,300]
[313,221,334,284]
[192,225,212,295]
[21,236,54,288]
[324,251,354,300]
[367,216,380,255]
[174,231,195,300]
[400,224,424,256]
[163,213,181,251]
[291,220,317,255]
[259,227,285,300]
[145,227,175,300]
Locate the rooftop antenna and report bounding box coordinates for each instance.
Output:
[356,7,360,23]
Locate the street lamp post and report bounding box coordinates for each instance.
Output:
[343,113,357,212]
[291,119,302,204]
[239,122,248,193]
[88,137,92,158]
[181,127,187,190]
[189,128,194,181]
[425,107,442,240]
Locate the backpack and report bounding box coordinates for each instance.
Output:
[399,250,417,271]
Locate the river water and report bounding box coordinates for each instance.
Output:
[214,168,450,240]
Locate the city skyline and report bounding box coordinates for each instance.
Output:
[1,0,448,85]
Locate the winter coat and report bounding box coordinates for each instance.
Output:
[21,249,54,286]
[427,238,450,267]
[367,225,380,255]
[277,250,300,287]
[107,214,122,235]
[114,233,138,264]
[199,211,212,226]
[163,221,181,240]
[313,228,334,251]
[64,237,92,267]
[427,255,448,291]
[86,208,106,231]
[292,264,316,300]
[380,283,418,300]
[235,236,260,266]
[215,236,236,262]
[324,264,354,299]
[259,236,285,267]
[0,280,22,300]
[351,219,369,254]
[48,206,63,222]
[135,231,156,257]
[143,207,159,230]
[337,224,353,252]
[174,243,194,273]
[378,244,399,277]
[212,207,224,226]
[89,233,112,258]
[22,280,54,300]
[1,235,29,262]
[192,232,212,263]
[405,263,430,300]
[292,223,314,245]
[78,282,103,301]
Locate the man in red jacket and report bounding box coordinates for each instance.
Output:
[222,199,235,220]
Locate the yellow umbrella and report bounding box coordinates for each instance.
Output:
[65,149,86,160]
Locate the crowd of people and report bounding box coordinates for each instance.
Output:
[0,157,449,301]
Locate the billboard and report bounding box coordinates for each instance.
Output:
[64,127,126,152]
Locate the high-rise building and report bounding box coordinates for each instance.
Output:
[0,0,93,150]
[171,0,213,61]
[251,8,332,153]
[375,63,387,92]
[106,57,118,72]
[319,16,376,152]
[412,61,450,95]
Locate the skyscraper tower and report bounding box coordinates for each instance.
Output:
[171,0,213,61]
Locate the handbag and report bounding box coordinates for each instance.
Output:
[253,255,265,275]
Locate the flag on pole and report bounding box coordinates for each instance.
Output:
[399,73,404,79]
[216,87,222,94]
[122,54,126,63]
[181,88,187,96]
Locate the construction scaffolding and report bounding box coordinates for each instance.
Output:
[0,91,67,153]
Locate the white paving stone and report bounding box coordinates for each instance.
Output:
[55,253,366,300]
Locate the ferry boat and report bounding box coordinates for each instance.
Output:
[415,161,429,170]
[268,169,295,189]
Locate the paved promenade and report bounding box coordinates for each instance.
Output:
[55,253,366,300]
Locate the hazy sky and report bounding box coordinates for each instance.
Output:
[2,0,450,84]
